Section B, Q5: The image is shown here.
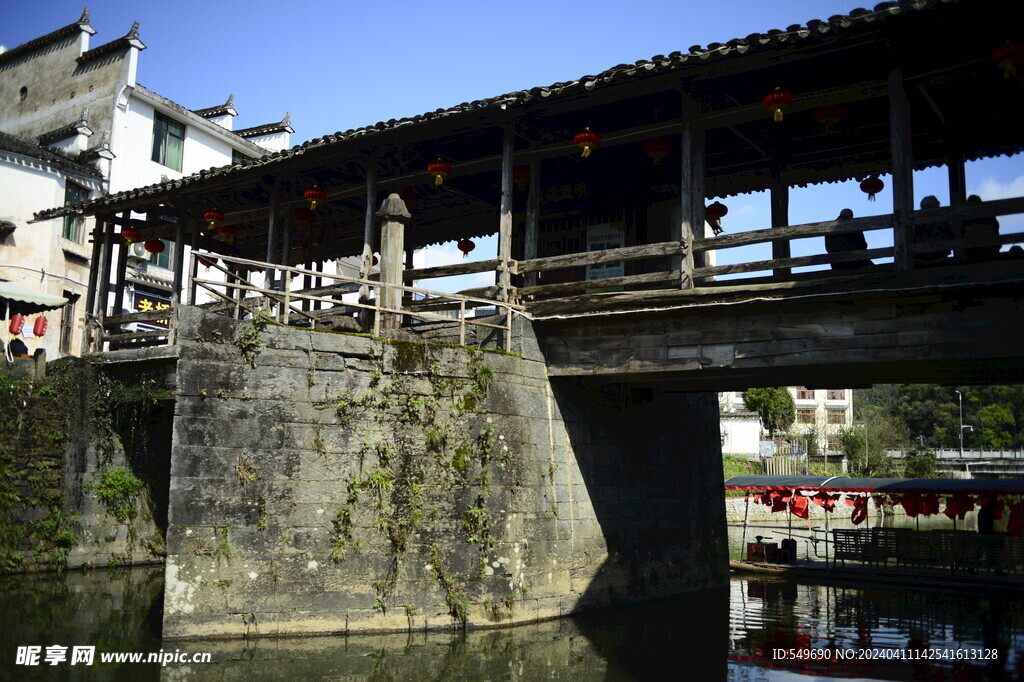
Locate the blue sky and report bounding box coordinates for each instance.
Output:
[4,1,1022,289]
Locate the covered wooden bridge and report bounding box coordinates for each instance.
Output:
[40,0,1024,384]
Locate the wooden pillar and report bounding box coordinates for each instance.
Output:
[360,163,377,302]
[280,210,293,271]
[679,95,702,288]
[83,219,104,349]
[770,167,791,278]
[889,64,915,270]
[171,218,187,306]
[524,156,541,288]
[96,218,116,317]
[265,179,280,288]
[947,146,966,256]
[187,222,200,306]
[376,193,411,330]
[111,221,129,316]
[498,124,514,302]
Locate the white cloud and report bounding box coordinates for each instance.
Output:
[972,174,1024,232]
[412,237,497,294]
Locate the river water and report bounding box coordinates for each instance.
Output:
[2,539,1022,680]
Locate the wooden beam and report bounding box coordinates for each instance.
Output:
[171,217,187,307]
[695,213,895,251]
[770,170,791,278]
[515,240,684,274]
[83,220,102,347]
[404,258,501,281]
[517,270,681,298]
[111,220,129,317]
[679,95,698,288]
[96,218,116,317]
[265,178,280,288]
[694,247,892,278]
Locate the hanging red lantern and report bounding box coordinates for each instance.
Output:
[643,138,671,165]
[402,187,417,205]
[216,224,240,243]
[372,253,379,266]
[706,202,728,221]
[428,158,452,186]
[9,314,25,335]
[304,185,327,210]
[457,239,475,258]
[203,210,224,231]
[812,105,846,133]
[991,41,1024,79]
[33,316,48,338]
[198,256,218,268]
[574,127,601,158]
[294,207,314,231]
[860,176,884,202]
[762,87,795,123]
[120,226,142,245]
[513,166,531,191]
[144,239,165,255]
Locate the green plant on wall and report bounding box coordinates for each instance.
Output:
[92,468,144,524]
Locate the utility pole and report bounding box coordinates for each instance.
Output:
[955,390,973,458]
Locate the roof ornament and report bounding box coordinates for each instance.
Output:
[225,93,235,108]
[280,111,291,127]
[77,8,91,25]
[125,21,140,41]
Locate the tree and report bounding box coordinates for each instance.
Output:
[978,404,1015,449]
[743,387,795,440]
[838,411,907,477]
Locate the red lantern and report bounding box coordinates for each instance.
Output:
[121,226,142,245]
[198,256,218,268]
[428,158,452,186]
[33,316,48,338]
[513,166,531,191]
[9,314,24,335]
[203,210,224,231]
[812,105,846,133]
[457,239,475,258]
[372,253,379,266]
[144,239,165,255]
[294,207,314,230]
[643,138,671,165]
[216,224,240,244]
[860,176,884,202]
[574,127,601,158]
[991,42,1024,79]
[304,185,327,210]
[706,202,728,221]
[402,187,417,205]
[763,87,794,123]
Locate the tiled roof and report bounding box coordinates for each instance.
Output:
[235,112,293,138]
[0,8,95,67]
[76,21,146,64]
[193,94,237,119]
[37,108,92,146]
[0,130,102,178]
[37,0,975,219]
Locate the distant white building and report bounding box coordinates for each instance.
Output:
[719,387,853,458]
[0,9,292,356]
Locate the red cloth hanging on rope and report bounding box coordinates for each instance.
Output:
[943,493,975,520]
[811,491,836,512]
[921,493,940,516]
[900,492,921,517]
[770,491,790,513]
[851,495,869,525]
[789,493,810,519]
[1007,502,1024,537]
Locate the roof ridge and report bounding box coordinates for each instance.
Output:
[0,8,95,66]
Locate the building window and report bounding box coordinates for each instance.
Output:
[62,181,89,242]
[797,409,816,424]
[827,389,845,401]
[827,409,846,425]
[152,111,185,171]
[797,388,815,400]
[60,291,75,354]
[151,239,173,269]
[827,440,843,452]
[232,149,251,165]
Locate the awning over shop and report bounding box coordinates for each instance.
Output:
[0,281,69,315]
[724,475,1024,496]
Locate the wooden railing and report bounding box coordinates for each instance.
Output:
[404,197,1024,306]
[189,251,521,350]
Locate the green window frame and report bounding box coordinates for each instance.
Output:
[152,111,185,171]
[62,181,89,242]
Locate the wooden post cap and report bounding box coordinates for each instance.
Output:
[375,194,411,224]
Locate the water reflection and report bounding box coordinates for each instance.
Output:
[2,566,1022,681]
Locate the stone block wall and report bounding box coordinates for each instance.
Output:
[164,306,727,638]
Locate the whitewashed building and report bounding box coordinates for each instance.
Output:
[0,9,291,357]
[719,387,853,458]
